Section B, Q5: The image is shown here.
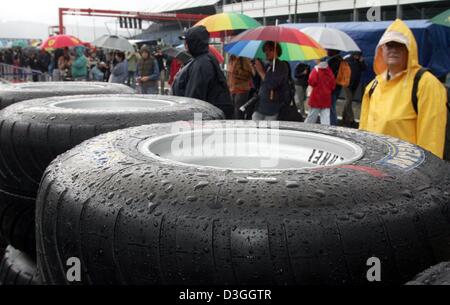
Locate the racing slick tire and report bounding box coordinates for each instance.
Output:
[406,262,450,285]
[0,82,134,110]
[0,239,5,259]
[0,189,35,257]
[0,95,224,256]
[0,245,40,285]
[35,121,450,284]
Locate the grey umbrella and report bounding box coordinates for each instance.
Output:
[300,27,361,52]
[162,47,192,65]
[92,35,134,52]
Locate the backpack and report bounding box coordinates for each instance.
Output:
[232,57,253,81]
[284,61,297,105]
[368,68,450,161]
[335,60,351,87]
[266,60,296,104]
[278,61,304,122]
[294,63,310,84]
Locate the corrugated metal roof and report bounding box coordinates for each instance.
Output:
[148,0,220,13]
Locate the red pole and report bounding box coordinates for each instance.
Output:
[55,7,209,35]
[58,8,65,34]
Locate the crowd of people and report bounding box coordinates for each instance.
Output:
[0,44,170,93]
[0,30,371,127]
[170,21,448,160]
[0,18,448,160]
[164,25,370,128]
[0,47,52,81]
[169,25,368,127]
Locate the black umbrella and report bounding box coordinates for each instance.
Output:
[162,47,192,65]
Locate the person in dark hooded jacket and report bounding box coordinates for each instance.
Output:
[172,26,232,118]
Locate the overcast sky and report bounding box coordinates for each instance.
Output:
[0,0,174,40]
[0,0,161,24]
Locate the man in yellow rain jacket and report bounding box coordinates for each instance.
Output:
[359,19,447,159]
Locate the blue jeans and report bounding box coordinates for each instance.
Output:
[305,107,330,125]
[139,84,158,94]
[127,71,136,88]
[252,111,278,121]
[73,77,86,81]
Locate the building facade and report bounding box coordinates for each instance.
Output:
[136,0,450,44]
[222,0,450,24]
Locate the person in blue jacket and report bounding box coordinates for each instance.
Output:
[109,51,128,84]
[252,41,290,121]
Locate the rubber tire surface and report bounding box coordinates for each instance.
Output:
[405,262,450,285]
[0,94,224,197]
[0,95,224,256]
[0,82,134,110]
[0,245,40,285]
[0,239,5,259]
[36,121,450,285]
[0,189,35,256]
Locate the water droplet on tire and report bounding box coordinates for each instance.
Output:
[286,181,299,188]
[194,181,209,190]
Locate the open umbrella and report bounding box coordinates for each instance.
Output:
[92,35,134,52]
[194,12,261,38]
[31,40,42,47]
[167,44,225,64]
[224,25,326,62]
[11,40,28,48]
[299,27,361,52]
[208,45,224,63]
[82,42,95,49]
[41,34,82,50]
[431,8,450,27]
[163,47,192,64]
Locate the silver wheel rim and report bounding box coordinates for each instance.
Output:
[139,128,364,171]
[51,96,175,110]
[18,83,107,89]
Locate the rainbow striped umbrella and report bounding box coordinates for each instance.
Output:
[194,12,261,38]
[224,25,326,61]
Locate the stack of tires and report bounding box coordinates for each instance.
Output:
[2,83,450,285]
[0,83,224,285]
[32,121,450,285]
[0,82,135,110]
[0,82,134,284]
[406,262,450,285]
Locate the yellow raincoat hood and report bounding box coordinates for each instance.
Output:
[359,19,447,159]
[373,19,420,76]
